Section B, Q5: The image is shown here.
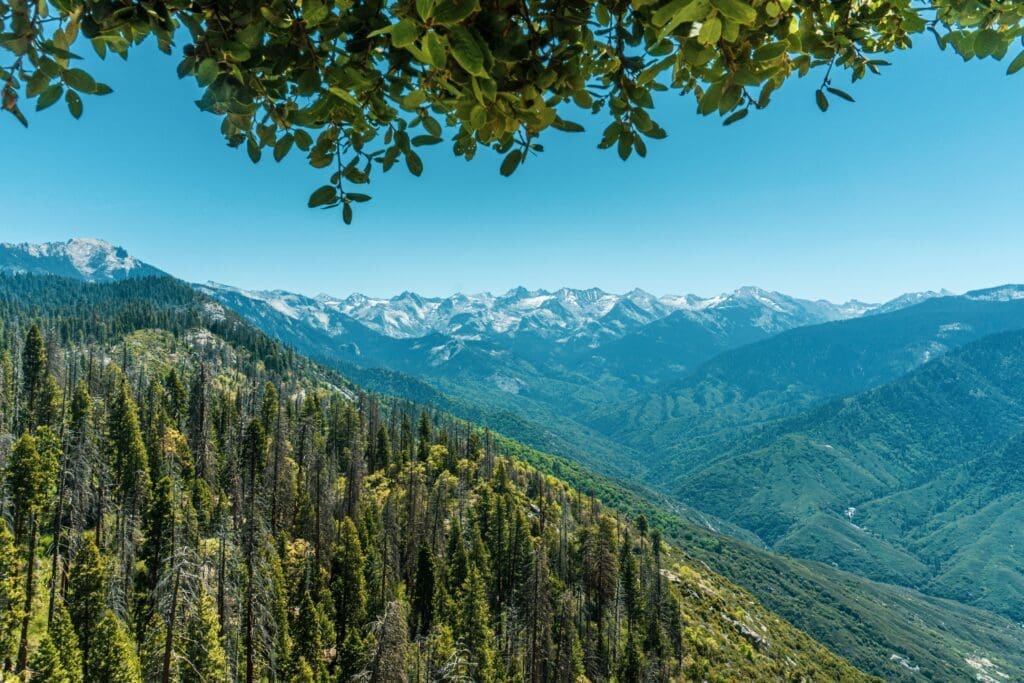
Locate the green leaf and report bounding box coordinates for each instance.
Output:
[392,19,420,49]
[424,31,447,68]
[1008,50,1024,75]
[433,0,479,24]
[402,89,427,109]
[500,149,523,176]
[815,89,828,112]
[342,202,353,224]
[416,0,435,20]
[973,29,1002,59]
[8,105,28,128]
[196,59,219,87]
[652,0,686,27]
[303,0,330,27]
[412,135,442,146]
[65,89,82,118]
[35,84,63,111]
[552,118,585,132]
[63,68,96,93]
[406,149,424,176]
[273,134,294,162]
[246,138,261,163]
[328,86,360,107]
[655,0,710,40]
[617,132,633,160]
[346,193,372,202]
[698,17,722,46]
[422,116,442,137]
[752,41,787,62]
[722,107,747,125]
[308,185,338,208]
[711,0,756,26]
[448,27,486,77]
[826,86,854,102]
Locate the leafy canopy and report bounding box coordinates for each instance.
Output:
[2,0,1022,220]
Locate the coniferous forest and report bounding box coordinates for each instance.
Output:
[0,275,872,682]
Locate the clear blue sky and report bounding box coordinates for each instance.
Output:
[2,37,1022,303]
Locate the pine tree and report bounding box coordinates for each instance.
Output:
[373,424,391,472]
[34,373,61,429]
[455,566,495,682]
[291,591,333,682]
[338,630,367,679]
[7,428,59,672]
[107,370,150,513]
[0,519,24,673]
[182,589,229,683]
[411,544,435,638]
[186,363,209,480]
[163,368,187,427]
[49,600,83,683]
[20,322,47,432]
[416,410,431,462]
[28,633,71,683]
[289,657,316,683]
[0,350,14,433]
[67,536,108,666]
[620,532,643,636]
[618,630,644,683]
[331,517,366,653]
[87,610,143,683]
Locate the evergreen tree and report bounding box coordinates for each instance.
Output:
[87,610,143,683]
[163,368,187,427]
[67,536,108,666]
[411,544,435,638]
[455,566,495,682]
[182,589,229,683]
[28,633,71,683]
[416,410,431,462]
[372,424,391,472]
[20,322,47,432]
[107,370,150,513]
[7,428,59,671]
[331,517,366,652]
[49,600,83,683]
[291,591,333,682]
[0,520,24,673]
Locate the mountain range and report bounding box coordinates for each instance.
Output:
[6,237,1024,668]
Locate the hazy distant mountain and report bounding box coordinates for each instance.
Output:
[0,238,165,281]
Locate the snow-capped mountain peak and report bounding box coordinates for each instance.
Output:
[198,283,900,346]
[0,237,165,282]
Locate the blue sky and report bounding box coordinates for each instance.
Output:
[2,37,1022,303]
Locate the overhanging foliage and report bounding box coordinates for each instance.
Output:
[2,0,1022,219]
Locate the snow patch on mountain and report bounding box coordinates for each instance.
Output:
[215,284,883,345]
[964,285,1024,303]
[0,238,165,282]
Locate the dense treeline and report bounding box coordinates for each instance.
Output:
[0,275,872,682]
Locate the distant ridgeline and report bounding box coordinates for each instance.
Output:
[0,274,875,682]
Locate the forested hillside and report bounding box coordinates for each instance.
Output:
[665,328,1024,621]
[588,292,1024,475]
[0,275,872,682]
